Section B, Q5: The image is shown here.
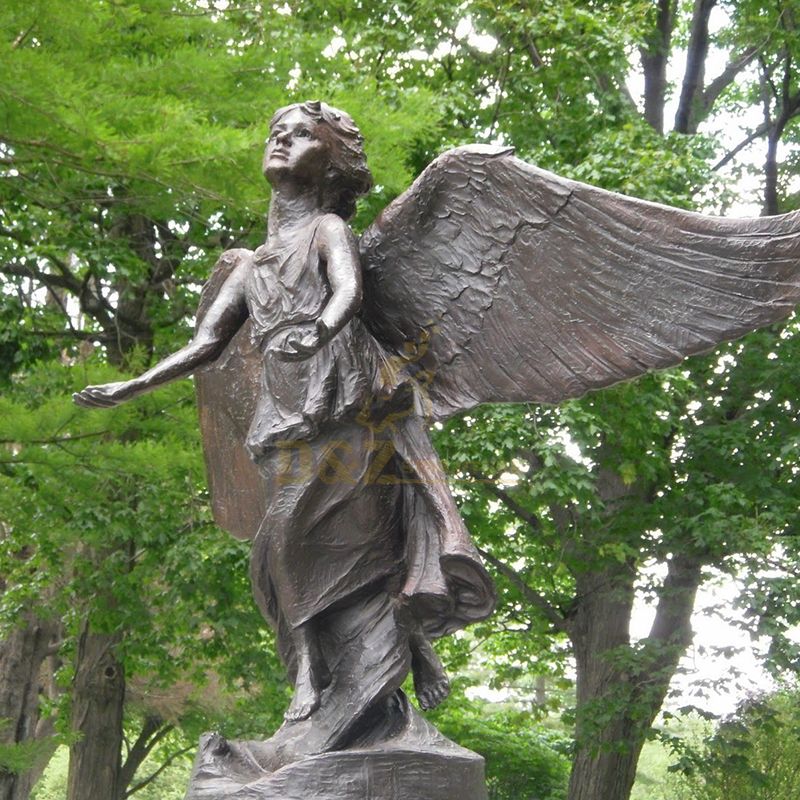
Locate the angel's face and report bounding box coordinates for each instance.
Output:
[263,108,330,187]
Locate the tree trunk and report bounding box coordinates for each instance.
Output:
[0,613,59,800]
[674,0,716,134]
[764,127,782,216]
[640,0,675,133]
[566,554,703,800]
[534,675,546,707]
[66,628,125,800]
[568,718,646,800]
[566,563,642,800]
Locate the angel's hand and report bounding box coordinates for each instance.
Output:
[73,380,139,409]
[269,323,322,362]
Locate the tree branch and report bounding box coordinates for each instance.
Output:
[640,553,703,666]
[12,20,37,50]
[469,470,541,532]
[119,717,174,795]
[19,328,105,341]
[700,45,761,118]
[594,71,639,114]
[477,546,569,632]
[2,258,121,344]
[759,53,782,105]
[0,431,110,446]
[522,31,544,69]
[713,119,772,171]
[124,745,193,797]
[782,53,792,107]
[489,49,512,137]
[777,87,800,129]
[0,225,81,290]
[1,260,80,293]
[674,0,717,134]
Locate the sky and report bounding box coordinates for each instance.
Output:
[631,570,780,717]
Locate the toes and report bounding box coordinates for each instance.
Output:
[417,679,451,711]
[284,700,316,722]
[284,705,311,722]
[284,689,321,722]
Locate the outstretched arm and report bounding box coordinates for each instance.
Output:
[74,258,249,408]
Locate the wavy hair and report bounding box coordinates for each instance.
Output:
[269,100,373,220]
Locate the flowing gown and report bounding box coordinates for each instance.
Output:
[197,214,494,751]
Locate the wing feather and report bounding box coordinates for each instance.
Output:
[360,147,800,419]
[194,248,266,541]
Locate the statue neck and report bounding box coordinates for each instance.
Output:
[267,183,325,239]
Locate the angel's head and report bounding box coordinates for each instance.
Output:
[264,100,372,220]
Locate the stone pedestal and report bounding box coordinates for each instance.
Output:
[184,696,488,800]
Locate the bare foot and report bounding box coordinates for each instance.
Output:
[284,662,331,722]
[284,620,331,722]
[284,680,320,721]
[411,637,451,711]
[416,674,451,711]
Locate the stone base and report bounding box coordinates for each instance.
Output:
[184,696,488,800]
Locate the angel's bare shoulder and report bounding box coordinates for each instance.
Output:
[314,215,359,273]
[196,247,253,327]
[316,213,356,244]
[217,246,253,264]
[209,248,253,294]
[216,247,253,279]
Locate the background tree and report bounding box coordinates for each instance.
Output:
[2,2,799,800]
[1,2,436,797]
[660,688,800,800]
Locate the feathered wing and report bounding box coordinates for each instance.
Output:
[359,146,800,420]
[194,248,266,541]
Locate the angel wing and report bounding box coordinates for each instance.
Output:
[359,146,800,420]
[194,248,266,541]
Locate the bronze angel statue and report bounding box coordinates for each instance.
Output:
[75,100,800,795]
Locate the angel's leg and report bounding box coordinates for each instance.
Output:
[409,626,450,711]
[284,618,331,722]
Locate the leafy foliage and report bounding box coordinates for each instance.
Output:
[0,724,53,777]
[2,2,800,799]
[432,696,571,800]
[662,690,800,800]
